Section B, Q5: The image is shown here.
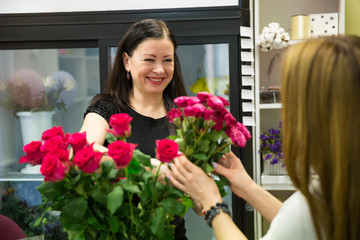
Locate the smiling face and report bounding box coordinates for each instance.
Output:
[122,38,175,97]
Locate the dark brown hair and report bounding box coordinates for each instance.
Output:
[91,19,187,113]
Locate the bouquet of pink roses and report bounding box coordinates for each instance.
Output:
[20,113,188,240]
[165,91,251,196]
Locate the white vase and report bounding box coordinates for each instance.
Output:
[262,154,287,175]
[16,111,55,174]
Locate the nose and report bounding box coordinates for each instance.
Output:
[153,61,165,73]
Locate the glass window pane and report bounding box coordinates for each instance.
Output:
[0,48,100,174]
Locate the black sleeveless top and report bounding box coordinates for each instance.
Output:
[84,98,187,240]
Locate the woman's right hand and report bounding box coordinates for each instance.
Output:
[213,152,255,199]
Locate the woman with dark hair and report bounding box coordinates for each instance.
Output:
[170,35,360,240]
[79,19,189,239]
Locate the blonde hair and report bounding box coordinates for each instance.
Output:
[281,35,360,240]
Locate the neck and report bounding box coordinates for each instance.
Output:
[129,91,167,119]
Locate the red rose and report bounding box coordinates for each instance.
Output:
[109,113,133,138]
[107,140,137,168]
[40,151,67,182]
[69,132,88,154]
[41,126,65,141]
[73,145,103,173]
[155,139,179,163]
[207,96,224,110]
[197,91,212,103]
[40,135,65,154]
[19,141,43,165]
[167,108,182,123]
[174,96,190,108]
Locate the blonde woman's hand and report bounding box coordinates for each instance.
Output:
[169,154,223,211]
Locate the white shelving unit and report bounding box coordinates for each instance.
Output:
[253,0,344,238]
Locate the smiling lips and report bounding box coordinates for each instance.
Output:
[148,77,164,85]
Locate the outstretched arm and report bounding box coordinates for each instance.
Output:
[169,155,247,240]
[214,152,282,222]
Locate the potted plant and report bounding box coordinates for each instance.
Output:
[259,121,286,175]
[0,68,77,174]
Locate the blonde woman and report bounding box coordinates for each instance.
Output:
[170,35,360,240]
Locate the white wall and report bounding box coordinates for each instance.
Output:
[0,0,238,14]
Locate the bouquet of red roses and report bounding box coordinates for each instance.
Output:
[165,91,251,196]
[20,113,188,240]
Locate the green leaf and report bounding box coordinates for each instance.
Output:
[197,139,210,153]
[209,130,223,142]
[91,188,107,205]
[208,142,217,155]
[87,216,101,228]
[123,183,141,193]
[128,158,141,174]
[101,160,115,178]
[202,162,214,174]
[37,181,66,201]
[192,153,207,161]
[180,197,194,208]
[60,213,86,230]
[142,170,154,183]
[151,208,165,238]
[105,132,117,143]
[140,182,152,204]
[62,197,88,219]
[107,186,123,214]
[160,198,186,216]
[133,149,151,167]
[106,216,120,233]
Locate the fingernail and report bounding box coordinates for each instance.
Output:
[168,163,173,168]
[167,175,171,181]
[212,162,218,168]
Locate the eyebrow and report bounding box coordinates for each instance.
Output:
[143,54,173,58]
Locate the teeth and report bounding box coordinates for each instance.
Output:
[149,78,162,82]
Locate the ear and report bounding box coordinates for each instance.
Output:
[122,52,130,71]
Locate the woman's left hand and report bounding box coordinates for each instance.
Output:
[169,154,223,211]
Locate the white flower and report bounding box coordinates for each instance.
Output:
[258,22,290,52]
[43,76,56,88]
[63,78,75,92]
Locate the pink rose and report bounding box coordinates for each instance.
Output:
[41,151,67,182]
[155,139,179,163]
[197,91,212,103]
[73,144,103,173]
[41,126,65,141]
[69,132,88,154]
[187,96,201,106]
[109,113,133,138]
[167,108,182,123]
[226,125,247,147]
[19,141,43,165]
[107,140,137,168]
[224,112,236,126]
[237,122,251,140]
[174,96,190,108]
[217,96,230,107]
[207,96,224,110]
[184,103,205,118]
[203,109,215,120]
